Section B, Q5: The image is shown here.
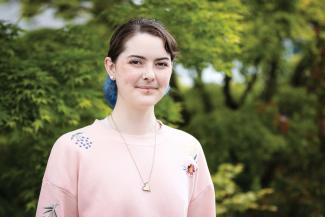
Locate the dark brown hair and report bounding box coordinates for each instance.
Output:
[107,18,178,62]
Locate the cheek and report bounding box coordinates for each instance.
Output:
[116,65,140,85]
[121,74,138,88]
[159,71,172,86]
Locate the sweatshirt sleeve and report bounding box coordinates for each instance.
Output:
[188,142,216,217]
[36,134,79,217]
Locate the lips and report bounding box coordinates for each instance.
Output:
[136,85,158,89]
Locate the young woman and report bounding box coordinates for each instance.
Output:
[36,18,216,217]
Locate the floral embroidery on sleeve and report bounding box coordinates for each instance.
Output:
[71,132,93,149]
[182,153,198,176]
[42,203,58,217]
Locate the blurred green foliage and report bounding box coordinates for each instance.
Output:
[0,0,325,216]
[213,163,276,216]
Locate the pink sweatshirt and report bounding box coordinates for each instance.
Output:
[36,117,216,217]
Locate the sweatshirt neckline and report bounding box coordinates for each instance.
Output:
[95,116,166,139]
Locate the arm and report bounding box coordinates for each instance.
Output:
[188,143,216,217]
[36,178,78,217]
[36,134,79,217]
[188,185,215,217]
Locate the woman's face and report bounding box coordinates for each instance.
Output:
[105,33,173,109]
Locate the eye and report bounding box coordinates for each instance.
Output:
[129,59,142,65]
[156,62,169,68]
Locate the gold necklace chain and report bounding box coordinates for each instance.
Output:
[109,115,157,192]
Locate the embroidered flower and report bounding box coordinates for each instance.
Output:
[182,154,198,176]
[43,203,58,217]
[71,132,93,149]
[186,163,197,176]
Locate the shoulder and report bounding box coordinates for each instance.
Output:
[163,124,202,157]
[164,125,200,143]
[52,119,100,152]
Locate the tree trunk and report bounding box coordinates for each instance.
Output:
[223,75,240,109]
[223,64,258,110]
[193,69,214,113]
[260,59,278,103]
[291,52,311,87]
[309,22,325,151]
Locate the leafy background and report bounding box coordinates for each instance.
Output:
[0,0,324,216]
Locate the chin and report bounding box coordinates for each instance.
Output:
[135,97,162,108]
[137,100,159,107]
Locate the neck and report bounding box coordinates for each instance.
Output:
[110,101,157,135]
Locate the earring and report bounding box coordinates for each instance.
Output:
[110,75,115,80]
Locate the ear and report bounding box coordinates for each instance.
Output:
[104,57,116,80]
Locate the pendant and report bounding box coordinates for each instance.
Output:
[142,182,151,192]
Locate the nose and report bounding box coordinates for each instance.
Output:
[142,69,155,81]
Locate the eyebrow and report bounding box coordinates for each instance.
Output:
[127,55,170,61]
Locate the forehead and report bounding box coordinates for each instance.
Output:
[121,33,170,59]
